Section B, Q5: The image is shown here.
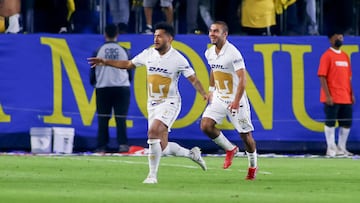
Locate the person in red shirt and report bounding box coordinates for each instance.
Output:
[317,31,356,157]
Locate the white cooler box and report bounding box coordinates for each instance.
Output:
[30,127,53,153]
[52,127,75,154]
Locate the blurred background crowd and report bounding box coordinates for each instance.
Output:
[0,0,359,36]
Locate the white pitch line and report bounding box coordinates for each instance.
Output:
[58,156,203,169]
[47,156,272,174]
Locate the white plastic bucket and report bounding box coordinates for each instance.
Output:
[52,127,75,154]
[30,127,53,153]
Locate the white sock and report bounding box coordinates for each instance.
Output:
[246,150,257,168]
[212,131,235,151]
[5,13,20,33]
[162,142,190,157]
[338,127,350,150]
[147,139,162,178]
[324,126,336,148]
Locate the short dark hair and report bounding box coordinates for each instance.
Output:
[105,24,118,38]
[327,28,343,38]
[213,21,229,33]
[154,22,175,37]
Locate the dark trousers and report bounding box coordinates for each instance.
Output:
[96,86,130,149]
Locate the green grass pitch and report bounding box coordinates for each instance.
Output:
[0,154,359,203]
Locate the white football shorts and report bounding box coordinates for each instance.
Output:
[147,99,181,132]
[202,95,254,133]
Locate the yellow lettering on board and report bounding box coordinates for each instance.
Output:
[247,44,279,129]
[41,37,96,125]
[282,44,323,131]
[0,104,11,122]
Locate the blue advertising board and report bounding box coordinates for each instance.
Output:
[0,34,359,153]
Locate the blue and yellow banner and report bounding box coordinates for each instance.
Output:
[0,34,359,152]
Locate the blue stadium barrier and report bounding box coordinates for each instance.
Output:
[0,34,359,154]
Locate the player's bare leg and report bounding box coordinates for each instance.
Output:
[162,6,173,25]
[201,117,238,169]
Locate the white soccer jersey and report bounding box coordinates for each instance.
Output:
[205,40,246,101]
[131,47,195,102]
[203,40,254,133]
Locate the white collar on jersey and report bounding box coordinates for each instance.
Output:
[329,47,342,54]
[215,40,229,56]
[155,46,174,58]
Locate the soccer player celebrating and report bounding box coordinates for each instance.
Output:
[200,21,258,180]
[88,22,208,184]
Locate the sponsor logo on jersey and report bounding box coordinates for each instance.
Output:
[211,64,226,69]
[105,48,119,60]
[233,58,243,64]
[335,61,348,67]
[149,66,169,73]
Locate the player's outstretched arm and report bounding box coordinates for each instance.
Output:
[87,57,135,69]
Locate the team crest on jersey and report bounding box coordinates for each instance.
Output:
[148,74,171,99]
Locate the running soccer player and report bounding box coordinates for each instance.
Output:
[200,21,258,180]
[88,22,208,184]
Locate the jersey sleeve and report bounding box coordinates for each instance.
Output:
[96,46,104,58]
[131,48,149,67]
[317,52,329,76]
[232,49,246,71]
[204,47,212,66]
[346,54,352,78]
[204,49,210,61]
[177,54,195,78]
